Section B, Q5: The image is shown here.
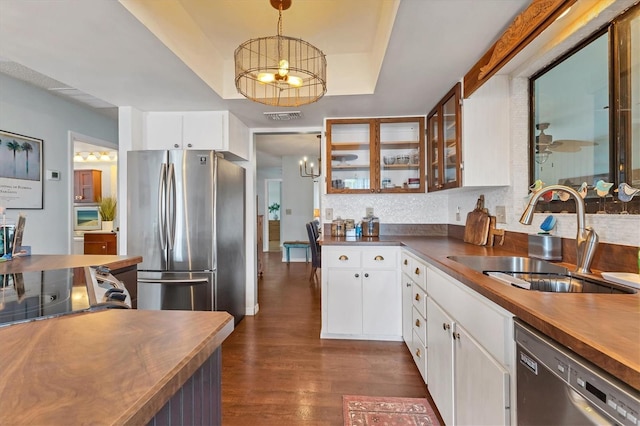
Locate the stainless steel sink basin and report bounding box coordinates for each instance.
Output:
[447,255,636,294]
[447,255,568,274]
[488,271,635,294]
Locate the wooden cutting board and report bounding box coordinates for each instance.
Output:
[464,195,491,245]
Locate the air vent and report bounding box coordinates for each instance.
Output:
[263,111,303,121]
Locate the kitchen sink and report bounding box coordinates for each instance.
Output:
[447,255,636,294]
[447,255,568,274]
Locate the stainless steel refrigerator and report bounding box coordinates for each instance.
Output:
[127,150,246,324]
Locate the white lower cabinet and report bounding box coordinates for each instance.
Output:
[426,298,454,425]
[455,324,510,426]
[426,267,514,426]
[322,246,401,340]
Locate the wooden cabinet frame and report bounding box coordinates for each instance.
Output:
[326,117,425,194]
[427,83,462,192]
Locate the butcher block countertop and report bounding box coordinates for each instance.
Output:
[0,254,143,273]
[322,235,640,391]
[0,309,234,425]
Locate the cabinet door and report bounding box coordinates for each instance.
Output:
[326,268,362,335]
[378,117,425,192]
[326,117,426,194]
[454,324,510,426]
[84,233,117,255]
[182,111,225,150]
[427,83,461,191]
[362,269,400,336]
[326,119,375,193]
[145,112,183,149]
[461,75,510,187]
[401,273,414,347]
[427,297,454,426]
[74,170,102,203]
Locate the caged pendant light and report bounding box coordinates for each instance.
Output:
[234,0,327,107]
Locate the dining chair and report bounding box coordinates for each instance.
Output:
[306,222,321,282]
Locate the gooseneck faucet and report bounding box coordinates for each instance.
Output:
[519,184,599,274]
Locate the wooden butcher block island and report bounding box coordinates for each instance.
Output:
[0,309,233,425]
[0,255,234,425]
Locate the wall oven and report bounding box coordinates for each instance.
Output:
[515,319,639,425]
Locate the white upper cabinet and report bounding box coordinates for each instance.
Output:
[142,111,249,160]
[461,75,511,187]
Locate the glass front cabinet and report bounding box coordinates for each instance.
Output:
[427,83,462,192]
[326,117,425,194]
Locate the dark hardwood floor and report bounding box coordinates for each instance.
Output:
[221,252,429,425]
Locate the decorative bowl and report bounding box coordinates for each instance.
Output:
[383,155,396,165]
[396,154,410,165]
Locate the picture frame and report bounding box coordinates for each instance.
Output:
[0,130,43,209]
[74,206,102,231]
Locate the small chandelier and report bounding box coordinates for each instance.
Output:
[299,156,320,178]
[234,0,327,107]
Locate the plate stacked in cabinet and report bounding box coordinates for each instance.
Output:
[401,250,428,381]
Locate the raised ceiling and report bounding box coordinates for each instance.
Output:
[0,0,530,129]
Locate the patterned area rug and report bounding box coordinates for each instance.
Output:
[343,395,441,426]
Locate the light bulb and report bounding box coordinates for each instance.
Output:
[278,59,289,77]
[257,73,276,83]
[287,75,303,87]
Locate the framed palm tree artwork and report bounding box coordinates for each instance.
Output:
[0,130,43,209]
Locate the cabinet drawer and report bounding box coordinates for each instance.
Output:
[361,247,398,269]
[412,282,427,318]
[412,330,427,381]
[412,306,426,346]
[401,251,413,276]
[324,247,362,268]
[410,259,427,291]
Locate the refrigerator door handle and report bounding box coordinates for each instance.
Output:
[167,162,176,249]
[138,278,209,284]
[158,162,168,249]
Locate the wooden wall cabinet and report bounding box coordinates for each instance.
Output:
[326,117,425,194]
[74,170,102,203]
[427,83,462,192]
[84,232,117,255]
[427,77,510,192]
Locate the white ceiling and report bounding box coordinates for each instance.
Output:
[0,0,530,161]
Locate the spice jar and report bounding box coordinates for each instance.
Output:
[331,218,345,237]
[361,216,379,237]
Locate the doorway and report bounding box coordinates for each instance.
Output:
[68,131,118,254]
[265,179,281,252]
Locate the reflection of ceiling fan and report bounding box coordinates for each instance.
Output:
[535,122,598,153]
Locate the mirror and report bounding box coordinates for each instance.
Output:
[530,4,640,214]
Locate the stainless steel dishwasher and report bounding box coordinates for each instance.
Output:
[515,320,639,425]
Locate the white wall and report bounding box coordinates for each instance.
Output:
[281,156,314,261]
[0,73,118,254]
